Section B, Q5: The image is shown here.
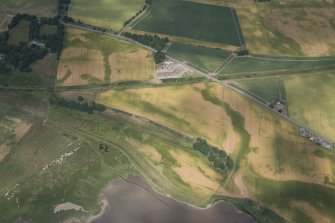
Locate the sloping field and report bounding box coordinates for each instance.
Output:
[0,13,13,32]
[220,55,335,76]
[134,0,244,46]
[257,0,335,56]
[97,82,335,222]
[234,76,286,103]
[0,0,57,17]
[168,42,232,72]
[285,71,335,142]
[69,0,145,31]
[57,27,154,86]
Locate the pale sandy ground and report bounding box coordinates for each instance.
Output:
[170,150,221,196]
[54,202,85,213]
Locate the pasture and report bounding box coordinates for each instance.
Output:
[168,42,232,72]
[0,13,13,32]
[220,55,335,76]
[133,0,244,46]
[57,27,154,86]
[0,0,57,17]
[284,71,335,142]
[69,0,146,31]
[7,20,30,45]
[234,77,286,103]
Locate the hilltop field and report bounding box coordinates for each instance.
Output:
[56,27,155,86]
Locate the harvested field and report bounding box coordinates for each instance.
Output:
[134,0,244,46]
[0,0,57,17]
[97,84,239,153]
[257,0,335,56]
[69,0,146,31]
[0,13,13,32]
[284,71,335,142]
[170,149,221,195]
[189,0,335,56]
[56,27,154,86]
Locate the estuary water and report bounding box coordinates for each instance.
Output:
[88,175,255,223]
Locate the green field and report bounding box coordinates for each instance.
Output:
[284,71,335,142]
[134,0,244,46]
[39,24,57,36]
[7,20,30,45]
[0,0,57,17]
[69,0,146,31]
[235,77,286,103]
[168,42,232,72]
[220,55,335,76]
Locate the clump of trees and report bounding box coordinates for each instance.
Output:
[49,95,107,114]
[154,51,166,64]
[193,137,234,171]
[123,32,169,64]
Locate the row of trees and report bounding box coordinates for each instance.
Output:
[123,0,152,27]
[123,32,169,63]
[193,137,234,171]
[49,95,107,114]
[124,32,169,51]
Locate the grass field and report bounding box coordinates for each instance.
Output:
[133,0,244,46]
[234,77,286,103]
[188,0,335,56]
[284,71,335,142]
[7,20,30,45]
[69,0,146,31]
[39,24,57,36]
[57,27,154,86]
[0,0,57,17]
[167,42,232,72]
[0,13,13,32]
[220,55,335,76]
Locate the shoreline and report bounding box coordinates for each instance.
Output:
[84,174,255,223]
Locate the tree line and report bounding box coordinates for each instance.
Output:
[193,137,234,171]
[123,0,152,27]
[49,95,107,114]
[123,32,169,63]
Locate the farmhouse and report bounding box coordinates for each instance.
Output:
[30,40,45,48]
[156,60,193,79]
